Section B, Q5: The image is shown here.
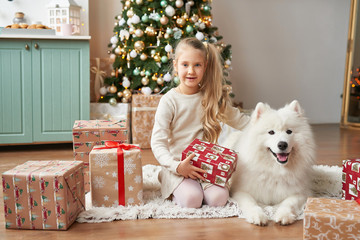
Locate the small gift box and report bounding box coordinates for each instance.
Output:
[131,94,162,149]
[342,158,360,200]
[89,141,143,207]
[181,139,238,187]
[72,119,130,192]
[2,161,85,230]
[90,103,130,122]
[303,197,360,239]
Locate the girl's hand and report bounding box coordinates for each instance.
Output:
[176,153,207,181]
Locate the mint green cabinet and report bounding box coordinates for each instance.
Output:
[0,39,89,144]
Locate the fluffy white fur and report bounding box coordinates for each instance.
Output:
[224,100,316,226]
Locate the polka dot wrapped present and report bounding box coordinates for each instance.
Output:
[89,141,143,207]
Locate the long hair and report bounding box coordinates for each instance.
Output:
[173,37,231,143]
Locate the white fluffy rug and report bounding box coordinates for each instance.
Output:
[76,164,342,223]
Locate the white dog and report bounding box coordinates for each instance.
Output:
[224,100,315,226]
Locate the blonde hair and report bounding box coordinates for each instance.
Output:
[174,37,231,143]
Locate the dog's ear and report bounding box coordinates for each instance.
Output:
[288,100,304,116]
[253,102,267,120]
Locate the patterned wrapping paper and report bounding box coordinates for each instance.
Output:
[89,144,143,207]
[303,198,360,239]
[342,158,360,200]
[2,161,85,230]
[131,94,162,149]
[72,119,130,192]
[181,139,238,187]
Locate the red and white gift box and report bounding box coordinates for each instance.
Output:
[181,139,237,187]
[342,158,360,200]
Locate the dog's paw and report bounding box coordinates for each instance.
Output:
[244,206,268,226]
[273,207,296,225]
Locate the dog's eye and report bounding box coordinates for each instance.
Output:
[286,130,292,134]
[268,130,275,135]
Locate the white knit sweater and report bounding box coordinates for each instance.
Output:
[151,88,250,199]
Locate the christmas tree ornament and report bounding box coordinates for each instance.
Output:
[141,77,149,85]
[109,84,118,93]
[99,86,108,95]
[129,26,135,34]
[123,89,132,99]
[154,87,160,93]
[130,50,138,58]
[225,59,232,66]
[135,29,144,37]
[160,15,169,25]
[195,31,204,41]
[134,40,145,51]
[165,44,172,52]
[157,77,164,85]
[164,72,172,82]
[183,13,189,19]
[164,33,170,39]
[141,87,152,95]
[161,56,168,63]
[109,53,116,62]
[190,14,199,23]
[165,5,175,17]
[127,9,134,18]
[154,54,161,62]
[118,18,126,26]
[175,0,184,8]
[185,25,193,33]
[140,53,148,61]
[131,14,141,24]
[166,28,173,34]
[133,68,140,75]
[150,49,156,56]
[151,74,158,81]
[120,29,130,40]
[118,67,123,73]
[136,0,143,4]
[145,26,156,36]
[173,76,180,85]
[176,18,186,27]
[125,0,131,7]
[111,70,116,76]
[110,36,119,44]
[141,14,149,22]
[140,70,145,76]
[145,70,151,76]
[160,0,168,7]
[203,5,211,12]
[115,47,121,54]
[117,91,123,98]
[109,97,117,105]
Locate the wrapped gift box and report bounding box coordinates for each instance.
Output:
[73,119,130,192]
[2,160,85,230]
[89,142,143,207]
[342,158,360,200]
[90,103,130,122]
[303,198,360,239]
[131,94,162,149]
[181,139,238,187]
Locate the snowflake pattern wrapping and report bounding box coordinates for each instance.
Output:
[90,144,143,207]
[342,158,360,200]
[303,198,360,239]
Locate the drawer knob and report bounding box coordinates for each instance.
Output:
[25,44,29,50]
[34,43,39,49]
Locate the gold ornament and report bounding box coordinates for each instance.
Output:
[183,13,189,19]
[141,77,149,85]
[152,74,158,81]
[136,0,143,4]
[134,41,145,51]
[121,97,128,103]
[191,14,199,23]
[111,70,116,76]
[125,0,131,8]
[140,53,148,61]
[118,67,123,73]
[154,54,161,62]
[123,89,132,99]
[135,29,144,37]
[140,70,145,76]
[224,64,229,69]
[154,87,160,93]
[127,9,134,18]
[176,18,186,27]
[160,15,169,25]
[157,77,164,85]
[145,26,156,36]
[109,84,117,94]
[164,33,170,39]
[117,91,123,98]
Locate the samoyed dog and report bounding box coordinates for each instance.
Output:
[224,100,315,226]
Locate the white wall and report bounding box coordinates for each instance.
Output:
[0,0,89,35]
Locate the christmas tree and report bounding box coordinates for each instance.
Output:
[100,0,233,104]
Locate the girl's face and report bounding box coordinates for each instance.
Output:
[174,45,206,94]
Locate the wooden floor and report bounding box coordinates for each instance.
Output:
[0,124,359,239]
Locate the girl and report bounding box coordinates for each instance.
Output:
[151,37,249,208]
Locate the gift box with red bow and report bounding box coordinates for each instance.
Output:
[2,161,85,230]
[342,158,360,200]
[72,120,130,192]
[181,139,238,187]
[89,141,143,207]
[303,197,360,239]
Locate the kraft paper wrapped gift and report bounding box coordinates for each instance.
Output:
[303,198,360,239]
[182,139,238,187]
[131,94,162,149]
[2,160,85,230]
[89,142,143,207]
[342,158,360,200]
[72,119,130,192]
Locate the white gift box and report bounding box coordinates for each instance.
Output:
[90,103,130,122]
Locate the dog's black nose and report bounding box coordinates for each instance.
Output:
[278,141,288,151]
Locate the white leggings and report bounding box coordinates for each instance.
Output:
[172,178,229,208]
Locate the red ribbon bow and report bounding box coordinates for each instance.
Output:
[95,141,140,206]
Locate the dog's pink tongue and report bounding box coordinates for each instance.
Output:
[277,153,288,162]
